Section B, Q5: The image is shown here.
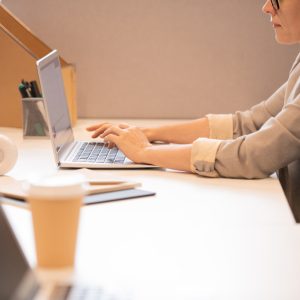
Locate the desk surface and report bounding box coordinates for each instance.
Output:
[1,119,300,300]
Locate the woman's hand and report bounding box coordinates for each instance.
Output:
[86,122,130,138]
[86,122,192,170]
[86,122,130,148]
[99,125,152,163]
[86,122,156,147]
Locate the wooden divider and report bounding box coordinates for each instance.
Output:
[0,4,77,127]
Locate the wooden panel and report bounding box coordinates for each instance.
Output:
[0,3,77,127]
[0,4,65,64]
[0,30,36,127]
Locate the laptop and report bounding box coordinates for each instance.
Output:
[0,205,126,300]
[36,50,158,169]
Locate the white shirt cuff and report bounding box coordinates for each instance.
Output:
[191,138,222,177]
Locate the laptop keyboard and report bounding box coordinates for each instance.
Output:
[72,142,126,164]
[50,284,119,300]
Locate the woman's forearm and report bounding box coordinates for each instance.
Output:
[142,117,209,144]
[140,144,192,171]
[98,124,194,171]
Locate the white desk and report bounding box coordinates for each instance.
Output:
[1,119,300,300]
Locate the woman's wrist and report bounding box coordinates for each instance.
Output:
[137,145,154,164]
[141,127,157,142]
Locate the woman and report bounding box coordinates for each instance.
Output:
[87,0,300,183]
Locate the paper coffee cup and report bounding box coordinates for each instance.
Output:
[26,173,86,268]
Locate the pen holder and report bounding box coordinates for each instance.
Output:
[21,97,49,138]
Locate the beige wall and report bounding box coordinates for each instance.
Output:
[3,0,299,119]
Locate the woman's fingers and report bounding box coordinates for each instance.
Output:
[102,126,151,163]
[100,126,124,138]
[104,140,116,149]
[91,124,115,138]
[103,134,119,146]
[86,123,108,131]
[87,122,130,138]
[87,122,129,131]
[86,125,98,131]
[102,125,130,148]
[119,123,130,129]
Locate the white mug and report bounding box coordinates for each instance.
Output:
[0,134,18,175]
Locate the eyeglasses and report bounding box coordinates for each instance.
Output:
[271,0,280,11]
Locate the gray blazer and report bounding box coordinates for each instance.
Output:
[191,54,300,178]
[217,52,300,178]
[231,53,300,220]
[191,52,300,218]
[191,54,300,217]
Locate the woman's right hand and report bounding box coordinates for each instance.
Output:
[86,122,130,139]
[86,122,158,144]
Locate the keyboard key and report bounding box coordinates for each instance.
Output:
[109,148,118,154]
[91,149,101,154]
[101,148,109,154]
[107,154,117,159]
[105,158,115,163]
[88,158,97,162]
[96,158,105,163]
[114,159,125,163]
[78,158,90,162]
[79,143,88,150]
[89,156,98,160]
[79,156,89,160]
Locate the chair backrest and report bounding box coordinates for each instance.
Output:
[278,160,300,222]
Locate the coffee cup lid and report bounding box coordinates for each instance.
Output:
[25,173,87,198]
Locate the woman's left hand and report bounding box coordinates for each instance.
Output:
[99,125,152,163]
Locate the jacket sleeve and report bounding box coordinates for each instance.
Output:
[232,82,286,138]
[191,92,300,178]
[231,52,300,138]
[205,82,286,141]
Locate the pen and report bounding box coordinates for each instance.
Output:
[30,81,42,98]
[20,80,33,98]
[20,80,41,98]
[18,83,29,98]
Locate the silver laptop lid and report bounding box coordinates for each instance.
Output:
[36,50,74,166]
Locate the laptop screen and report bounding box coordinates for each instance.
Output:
[0,206,39,300]
[36,50,74,163]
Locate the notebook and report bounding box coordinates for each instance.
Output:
[36,49,158,169]
[0,169,155,207]
[0,205,128,300]
[0,169,142,200]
